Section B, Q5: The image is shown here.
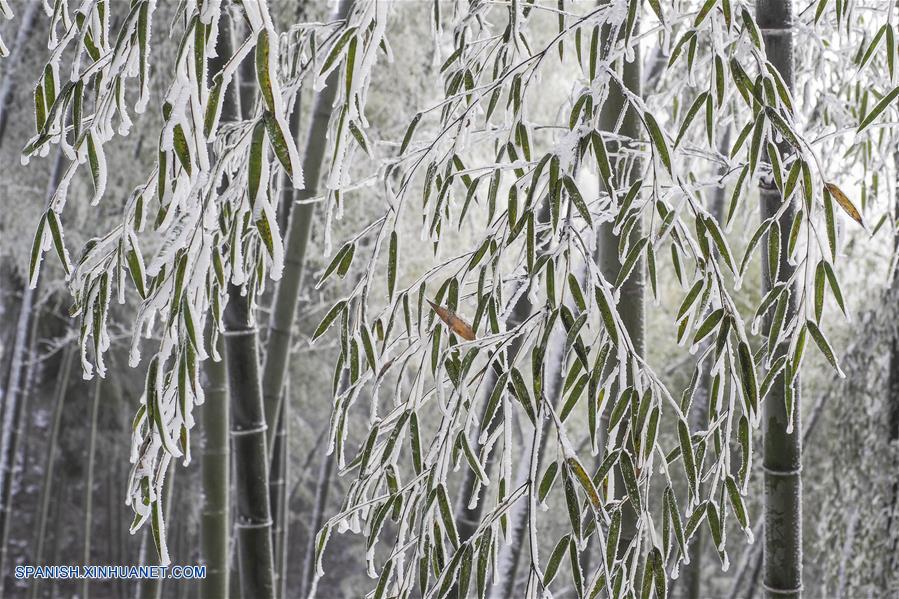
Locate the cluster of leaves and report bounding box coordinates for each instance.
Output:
[15,0,376,562]
[306,1,893,598]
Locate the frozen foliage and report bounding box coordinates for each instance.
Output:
[18,0,367,562]
[305,2,889,598]
[17,0,898,595]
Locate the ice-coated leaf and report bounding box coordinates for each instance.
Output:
[644,111,672,173]
[248,119,266,206]
[806,320,845,377]
[313,300,347,342]
[543,534,570,587]
[255,28,276,113]
[857,86,899,133]
[562,174,592,226]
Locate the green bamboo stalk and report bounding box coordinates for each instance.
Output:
[223,13,278,597]
[758,3,801,598]
[197,16,238,599]
[261,0,355,439]
[298,449,335,598]
[0,0,39,145]
[888,149,899,583]
[596,6,644,572]
[0,287,40,598]
[0,149,64,596]
[269,399,288,597]
[29,343,75,599]
[82,377,102,599]
[201,331,230,599]
[224,290,276,599]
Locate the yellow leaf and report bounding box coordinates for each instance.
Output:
[426,300,476,341]
[823,182,864,227]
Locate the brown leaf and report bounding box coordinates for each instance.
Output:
[427,299,476,341]
[823,182,864,227]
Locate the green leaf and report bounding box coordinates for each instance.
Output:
[28,214,47,286]
[594,285,619,346]
[644,111,672,173]
[764,107,800,149]
[387,231,398,301]
[263,111,295,182]
[255,28,276,113]
[400,113,421,153]
[46,211,70,275]
[857,86,899,133]
[313,300,347,341]
[248,119,266,205]
[678,418,697,500]
[173,125,192,176]
[320,27,358,77]
[620,450,642,513]
[126,247,146,298]
[823,184,837,260]
[806,320,845,377]
[737,341,758,413]
[615,238,648,288]
[539,461,559,503]
[562,175,592,226]
[345,36,357,99]
[543,535,570,586]
[822,262,846,316]
[675,92,709,147]
[693,0,717,27]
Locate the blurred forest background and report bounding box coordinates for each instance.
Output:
[0,1,898,598]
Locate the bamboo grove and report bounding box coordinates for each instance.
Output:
[5,0,899,598]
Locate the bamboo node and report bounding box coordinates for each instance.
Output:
[221,327,258,337]
[761,463,802,477]
[231,424,268,436]
[762,582,803,594]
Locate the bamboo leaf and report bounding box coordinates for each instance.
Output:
[675,92,708,147]
[543,534,570,586]
[806,320,845,377]
[857,86,899,133]
[388,231,398,301]
[822,262,847,316]
[562,175,592,226]
[313,300,347,341]
[678,418,697,500]
[823,182,865,227]
[256,28,276,113]
[620,450,642,513]
[46,211,70,275]
[427,299,476,341]
[263,110,295,182]
[248,119,266,205]
[644,111,672,173]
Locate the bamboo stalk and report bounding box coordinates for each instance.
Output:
[0,0,39,145]
[225,290,276,598]
[82,378,102,599]
[594,5,644,578]
[299,448,335,599]
[201,331,230,599]
[269,399,288,597]
[29,343,75,599]
[261,0,355,440]
[758,3,801,598]
[0,149,64,596]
